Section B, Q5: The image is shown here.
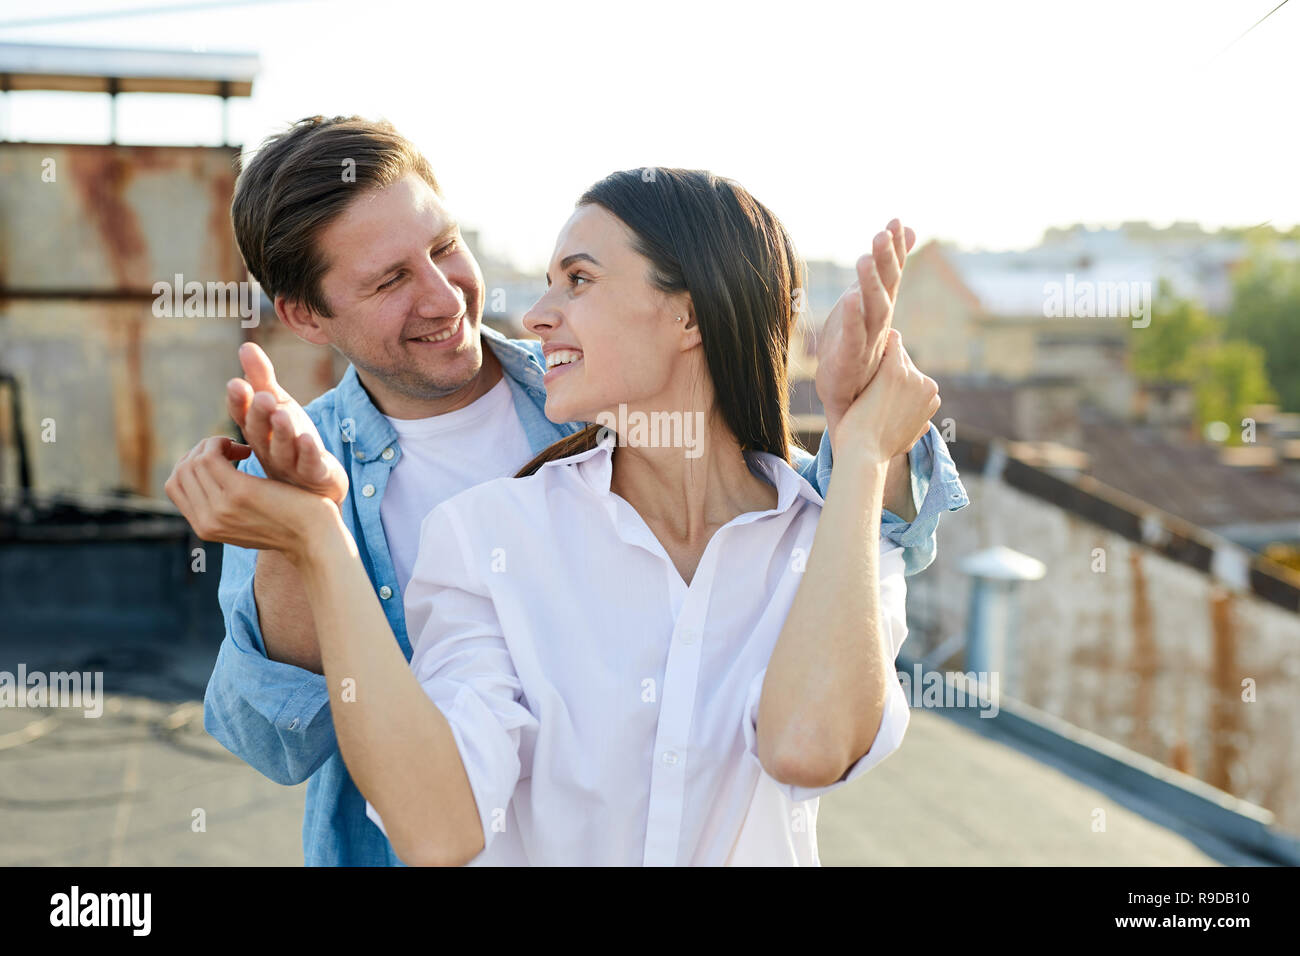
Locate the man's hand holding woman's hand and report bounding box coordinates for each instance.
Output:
[164,435,343,563]
[165,344,349,562]
[839,329,940,467]
[228,342,349,505]
[814,217,939,468]
[815,218,915,450]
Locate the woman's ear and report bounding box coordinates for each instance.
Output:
[675,298,702,351]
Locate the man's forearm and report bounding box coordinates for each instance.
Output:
[883,450,915,521]
[253,549,324,673]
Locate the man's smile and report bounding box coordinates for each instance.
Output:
[408,314,467,348]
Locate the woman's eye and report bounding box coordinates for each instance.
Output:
[568,272,589,286]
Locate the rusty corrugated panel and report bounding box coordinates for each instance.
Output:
[1128,548,1157,755]
[0,142,246,498]
[1208,588,1242,794]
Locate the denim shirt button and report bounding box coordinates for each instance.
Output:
[381,447,395,461]
[378,585,393,600]
[361,484,376,498]
[287,717,299,731]
[355,450,366,460]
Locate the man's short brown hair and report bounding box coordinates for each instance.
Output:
[232,115,441,316]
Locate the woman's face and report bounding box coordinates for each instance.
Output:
[523,205,696,426]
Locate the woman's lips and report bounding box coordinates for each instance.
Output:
[543,352,583,383]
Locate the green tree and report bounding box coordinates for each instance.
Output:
[1129,281,1276,441]
[1130,280,1216,380]
[1192,340,1276,437]
[1224,241,1300,412]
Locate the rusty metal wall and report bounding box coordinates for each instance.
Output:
[0,142,337,499]
[906,470,1300,837]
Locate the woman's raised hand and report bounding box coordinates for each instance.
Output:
[814,219,915,442]
[228,342,349,504]
[835,329,940,465]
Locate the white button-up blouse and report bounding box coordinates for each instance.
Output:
[365,440,911,865]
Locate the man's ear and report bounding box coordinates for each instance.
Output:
[275,295,332,346]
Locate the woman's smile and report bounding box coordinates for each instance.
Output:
[542,346,584,383]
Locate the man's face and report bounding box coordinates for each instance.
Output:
[311,172,486,409]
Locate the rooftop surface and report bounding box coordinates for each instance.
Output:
[0,632,1269,866]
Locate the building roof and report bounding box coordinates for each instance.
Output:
[934,378,1300,530]
[0,41,259,97]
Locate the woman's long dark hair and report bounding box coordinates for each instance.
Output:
[516,168,804,479]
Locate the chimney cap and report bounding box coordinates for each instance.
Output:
[959,546,1047,581]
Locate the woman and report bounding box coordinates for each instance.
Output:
[185,169,938,865]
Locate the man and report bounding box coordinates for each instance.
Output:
[167,115,968,866]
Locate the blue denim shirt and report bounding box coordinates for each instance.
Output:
[205,325,968,866]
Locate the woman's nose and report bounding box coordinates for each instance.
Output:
[522,290,561,337]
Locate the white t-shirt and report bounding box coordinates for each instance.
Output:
[380,376,533,596]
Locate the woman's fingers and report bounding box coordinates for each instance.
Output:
[888,219,908,281]
[838,280,868,354]
[244,390,274,444]
[227,378,254,432]
[873,229,902,301]
[238,342,287,400]
[267,406,301,474]
[294,433,331,484]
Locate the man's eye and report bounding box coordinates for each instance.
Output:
[435,239,458,257]
[378,273,403,291]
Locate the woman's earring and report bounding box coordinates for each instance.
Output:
[676,316,683,322]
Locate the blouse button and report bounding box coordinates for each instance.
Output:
[679,629,698,645]
[662,751,679,766]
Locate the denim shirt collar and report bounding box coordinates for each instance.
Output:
[331,323,568,461]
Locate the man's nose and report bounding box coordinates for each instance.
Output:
[415,260,466,318]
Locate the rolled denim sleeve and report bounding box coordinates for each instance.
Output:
[743,541,911,803]
[202,452,336,786]
[800,421,969,575]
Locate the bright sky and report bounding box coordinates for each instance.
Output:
[1,0,1295,270]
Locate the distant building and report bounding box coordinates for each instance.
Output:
[886,224,1300,419]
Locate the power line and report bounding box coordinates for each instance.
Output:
[1210,0,1292,62]
[0,0,309,30]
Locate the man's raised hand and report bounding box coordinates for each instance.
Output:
[814,219,915,447]
[228,342,349,504]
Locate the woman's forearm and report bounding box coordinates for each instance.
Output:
[290,513,484,866]
[756,448,893,788]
